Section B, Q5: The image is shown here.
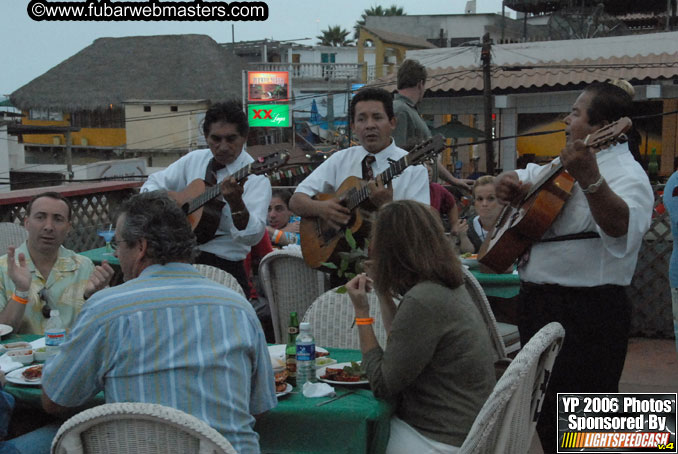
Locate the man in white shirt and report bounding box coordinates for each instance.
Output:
[142,101,271,295]
[494,80,653,452]
[290,87,429,230]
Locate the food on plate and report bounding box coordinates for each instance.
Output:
[274,369,289,393]
[21,364,43,381]
[320,361,366,382]
[460,253,478,259]
[315,350,330,358]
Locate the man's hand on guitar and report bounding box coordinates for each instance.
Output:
[318,199,351,230]
[220,177,245,205]
[560,139,602,190]
[367,177,393,208]
[495,171,531,206]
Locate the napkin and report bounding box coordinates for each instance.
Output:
[302,382,335,398]
[0,356,23,374]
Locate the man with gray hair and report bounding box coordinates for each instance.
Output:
[393,59,474,191]
[41,191,276,453]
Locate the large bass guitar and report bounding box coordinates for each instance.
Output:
[169,151,289,244]
[478,117,632,273]
[300,135,445,269]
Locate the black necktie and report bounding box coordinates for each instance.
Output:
[205,158,226,186]
[362,155,376,181]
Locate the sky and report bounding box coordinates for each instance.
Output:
[1,0,506,95]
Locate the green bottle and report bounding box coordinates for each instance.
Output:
[285,312,300,386]
[648,148,659,183]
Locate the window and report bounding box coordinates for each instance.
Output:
[144,105,151,112]
[70,107,125,128]
[170,105,178,112]
[29,109,63,121]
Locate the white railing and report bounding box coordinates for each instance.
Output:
[250,63,375,82]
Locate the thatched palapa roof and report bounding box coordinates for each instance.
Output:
[11,34,245,112]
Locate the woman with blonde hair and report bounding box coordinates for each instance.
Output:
[346,200,495,453]
[454,175,502,253]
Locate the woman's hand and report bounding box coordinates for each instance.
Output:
[346,273,372,318]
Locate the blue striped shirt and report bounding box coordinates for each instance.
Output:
[42,263,277,454]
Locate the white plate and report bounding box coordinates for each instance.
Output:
[6,364,42,386]
[316,362,368,386]
[276,382,293,398]
[0,324,12,337]
[268,344,329,368]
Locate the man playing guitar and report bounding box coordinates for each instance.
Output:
[493,81,653,452]
[142,101,271,295]
[289,87,429,233]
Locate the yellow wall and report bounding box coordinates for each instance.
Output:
[21,114,126,147]
[125,102,208,151]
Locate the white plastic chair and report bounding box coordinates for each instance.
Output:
[462,268,521,356]
[302,287,388,349]
[194,264,247,299]
[258,248,329,343]
[0,222,28,254]
[51,402,237,454]
[459,321,565,454]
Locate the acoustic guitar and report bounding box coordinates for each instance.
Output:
[169,151,289,245]
[478,117,632,273]
[300,135,445,269]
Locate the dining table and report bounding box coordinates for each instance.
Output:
[81,246,521,301]
[1,334,393,454]
[79,246,119,266]
[469,268,520,299]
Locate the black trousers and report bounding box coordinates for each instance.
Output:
[518,283,631,454]
[195,251,251,298]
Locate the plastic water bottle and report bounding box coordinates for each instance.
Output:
[44,310,66,362]
[296,322,316,385]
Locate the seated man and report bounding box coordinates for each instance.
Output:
[41,191,277,454]
[267,189,300,247]
[0,192,113,334]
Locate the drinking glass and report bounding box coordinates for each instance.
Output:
[97,224,115,256]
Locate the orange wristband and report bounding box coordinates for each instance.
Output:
[11,293,28,305]
[355,317,374,326]
[274,229,283,244]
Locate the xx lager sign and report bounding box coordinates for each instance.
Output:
[248,104,291,128]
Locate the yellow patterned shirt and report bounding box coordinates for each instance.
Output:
[0,242,94,334]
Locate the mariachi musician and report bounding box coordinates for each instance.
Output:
[142,100,271,296]
[493,80,653,452]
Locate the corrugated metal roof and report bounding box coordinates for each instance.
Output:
[373,32,678,93]
[362,27,437,49]
[374,52,678,93]
[408,31,678,68]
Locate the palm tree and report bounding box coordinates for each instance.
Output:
[316,25,354,47]
[353,4,406,40]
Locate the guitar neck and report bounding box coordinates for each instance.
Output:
[187,164,252,214]
[345,154,411,210]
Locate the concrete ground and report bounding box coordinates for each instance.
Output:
[529,338,678,454]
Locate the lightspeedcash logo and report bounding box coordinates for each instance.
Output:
[27,0,269,22]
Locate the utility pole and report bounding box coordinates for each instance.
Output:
[481,33,495,174]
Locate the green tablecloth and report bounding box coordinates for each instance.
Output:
[79,246,119,266]
[256,347,393,454]
[470,269,520,298]
[3,336,392,454]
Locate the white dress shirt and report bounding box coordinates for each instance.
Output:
[142,148,271,261]
[515,142,653,286]
[295,140,430,204]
